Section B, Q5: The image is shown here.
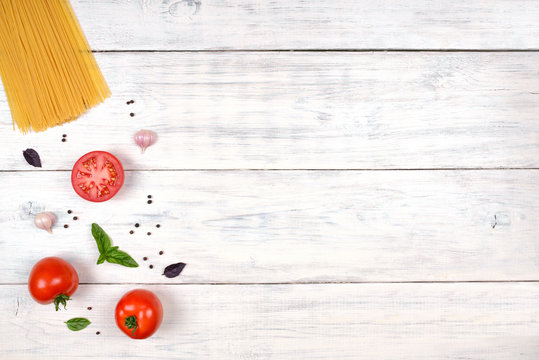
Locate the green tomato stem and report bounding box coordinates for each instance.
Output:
[124,315,138,336]
[53,294,71,311]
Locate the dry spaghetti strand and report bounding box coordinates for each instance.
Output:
[0,0,110,133]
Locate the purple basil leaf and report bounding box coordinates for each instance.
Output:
[163,262,186,278]
[23,148,42,167]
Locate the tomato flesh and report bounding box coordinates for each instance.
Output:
[71,151,124,202]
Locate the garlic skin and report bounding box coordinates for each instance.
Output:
[34,212,57,234]
[134,130,157,153]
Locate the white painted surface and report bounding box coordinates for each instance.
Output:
[1,52,539,170]
[3,283,539,359]
[1,1,539,359]
[1,170,539,284]
[69,0,539,50]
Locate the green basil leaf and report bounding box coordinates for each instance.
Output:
[105,246,119,255]
[65,317,91,331]
[97,253,106,265]
[91,223,138,268]
[106,249,139,268]
[91,223,111,254]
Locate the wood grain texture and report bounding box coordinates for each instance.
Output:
[2,170,538,284]
[68,0,539,50]
[1,1,538,358]
[2,283,539,359]
[1,52,539,170]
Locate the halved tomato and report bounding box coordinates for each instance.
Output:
[71,151,124,202]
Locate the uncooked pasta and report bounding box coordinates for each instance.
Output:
[0,0,110,133]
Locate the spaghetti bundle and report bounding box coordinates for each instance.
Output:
[0,0,110,133]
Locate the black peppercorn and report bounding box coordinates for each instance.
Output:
[143,257,148,261]
[147,232,151,236]
[135,223,140,228]
[87,307,92,310]
[130,112,135,117]
[156,224,160,228]
[147,200,152,204]
[64,224,68,228]
[149,265,154,269]
[129,230,134,234]
[73,216,78,220]
[67,210,72,214]
[159,251,164,255]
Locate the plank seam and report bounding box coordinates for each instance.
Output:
[2,280,539,286]
[91,49,539,53]
[1,168,539,173]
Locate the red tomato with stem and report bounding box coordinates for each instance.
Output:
[71,151,124,202]
[28,257,79,311]
[115,289,163,339]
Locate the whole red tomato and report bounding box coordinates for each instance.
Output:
[28,257,79,311]
[115,289,163,339]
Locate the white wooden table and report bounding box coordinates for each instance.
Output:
[1,1,539,359]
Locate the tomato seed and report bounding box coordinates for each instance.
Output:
[64,224,68,228]
[159,251,164,255]
[149,265,154,269]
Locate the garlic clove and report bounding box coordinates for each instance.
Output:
[34,212,57,234]
[134,130,157,153]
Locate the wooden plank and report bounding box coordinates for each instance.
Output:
[69,0,539,50]
[1,52,539,170]
[2,283,539,359]
[1,170,538,284]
